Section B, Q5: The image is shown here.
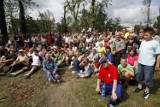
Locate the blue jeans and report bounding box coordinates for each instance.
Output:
[137,63,154,87]
[44,70,59,81]
[100,83,122,104]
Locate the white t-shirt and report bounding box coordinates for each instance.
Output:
[138,40,160,66]
[32,54,41,66]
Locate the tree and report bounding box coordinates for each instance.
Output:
[0,0,8,45]
[38,10,54,33]
[153,15,160,34]
[4,0,37,34]
[142,0,152,26]
[18,0,26,34]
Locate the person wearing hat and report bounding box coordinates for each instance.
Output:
[96,58,122,107]
[9,49,42,78]
[8,49,29,74]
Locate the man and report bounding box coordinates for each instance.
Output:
[8,49,29,74]
[87,49,99,62]
[9,49,42,79]
[111,32,125,66]
[96,58,122,107]
[43,54,61,83]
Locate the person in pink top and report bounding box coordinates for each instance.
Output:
[127,48,138,69]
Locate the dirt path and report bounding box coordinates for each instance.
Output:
[43,72,83,107]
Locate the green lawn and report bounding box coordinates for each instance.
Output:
[73,71,160,107]
[0,69,160,107]
[0,71,48,107]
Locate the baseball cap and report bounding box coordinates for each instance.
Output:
[99,58,107,64]
[18,49,23,52]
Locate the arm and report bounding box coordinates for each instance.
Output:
[111,80,118,100]
[96,79,101,93]
[53,60,58,74]
[43,61,50,75]
[122,68,134,76]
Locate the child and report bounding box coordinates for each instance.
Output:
[106,46,112,63]
[77,58,93,78]
[134,27,160,99]
[118,57,134,88]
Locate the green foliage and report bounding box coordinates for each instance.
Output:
[153,16,160,34]
[38,10,54,33]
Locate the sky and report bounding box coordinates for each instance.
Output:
[28,0,160,25]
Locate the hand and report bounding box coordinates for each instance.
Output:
[112,51,116,55]
[111,92,117,100]
[121,68,126,72]
[47,72,51,75]
[96,86,100,93]
[53,70,56,74]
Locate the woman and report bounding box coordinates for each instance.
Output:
[127,48,138,68]
[97,43,106,58]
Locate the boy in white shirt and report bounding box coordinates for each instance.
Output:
[134,27,160,99]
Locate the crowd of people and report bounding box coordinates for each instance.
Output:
[0,27,160,107]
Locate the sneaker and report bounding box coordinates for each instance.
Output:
[143,91,150,99]
[105,103,114,107]
[7,73,17,77]
[23,74,30,79]
[133,87,142,93]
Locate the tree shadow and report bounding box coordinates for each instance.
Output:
[117,88,129,105]
[151,78,160,94]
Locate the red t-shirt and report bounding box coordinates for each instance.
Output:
[95,62,100,68]
[98,64,119,84]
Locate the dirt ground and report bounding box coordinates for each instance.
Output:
[43,71,84,107]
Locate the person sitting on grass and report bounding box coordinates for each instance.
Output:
[9,49,42,79]
[7,49,29,74]
[77,58,93,78]
[91,56,100,75]
[96,58,122,107]
[118,57,134,88]
[43,53,61,83]
[0,49,17,76]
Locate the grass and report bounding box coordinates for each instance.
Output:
[0,70,48,107]
[73,71,160,107]
[0,68,160,107]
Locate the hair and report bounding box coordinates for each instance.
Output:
[120,56,127,61]
[128,47,137,56]
[144,27,155,35]
[106,46,111,52]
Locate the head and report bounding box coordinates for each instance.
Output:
[144,27,154,41]
[120,57,127,67]
[83,58,89,65]
[92,49,97,54]
[100,58,109,69]
[106,46,111,53]
[99,43,103,47]
[128,48,137,56]
[45,54,51,61]
[33,50,39,56]
[129,33,135,40]
[115,32,121,40]
[18,49,24,56]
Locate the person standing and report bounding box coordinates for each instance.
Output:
[111,32,125,66]
[134,27,160,99]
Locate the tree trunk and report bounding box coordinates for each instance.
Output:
[91,0,95,28]
[19,0,26,34]
[0,0,8,45]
